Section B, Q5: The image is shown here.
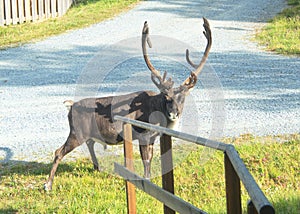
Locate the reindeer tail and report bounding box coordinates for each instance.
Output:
[63,100,74,110]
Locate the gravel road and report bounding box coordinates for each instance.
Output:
[0,0,299,164]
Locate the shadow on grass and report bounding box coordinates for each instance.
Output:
[0,146,98,178]
[0,159,95,178]
[272,195,300,213]
[0,208,19,214]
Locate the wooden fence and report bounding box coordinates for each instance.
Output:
[0,0,73,26]
[114,116,275,214]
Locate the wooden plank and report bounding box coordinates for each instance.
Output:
[18,0,25,24]
[226,146,275,214]
[50,0,56,18]
[160,134,175,214]
[115,163,207,214]
[24,0,31,22]
[0,0,4,26]
[11,0,18,24]
[62,0,72,15]
[63,0,66,15]
[57,0,62,16]
[38,0,43,20]
[123,123,136,214]
[60,0,64,16]
[224,152,242,214]
[44,0,50,18]
[67,0,72,12]
[5,0,11,25]
[31,0,37,22]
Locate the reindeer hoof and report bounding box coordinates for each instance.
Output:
[93,164,102,172]
[144,174,151,180]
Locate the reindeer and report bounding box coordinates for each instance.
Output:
[44,18,212,191]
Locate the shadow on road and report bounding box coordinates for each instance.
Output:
[140,0,286,22]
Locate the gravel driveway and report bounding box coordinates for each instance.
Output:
[0,0,299,163]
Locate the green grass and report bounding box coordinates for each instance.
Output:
[0,0,139,48]
[0,134,299,213]
[255,0,300,55]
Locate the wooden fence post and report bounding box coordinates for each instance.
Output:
[224,152,242,214]
[247,200,259,214]
[123,123,137,214]
[160,134,175,214]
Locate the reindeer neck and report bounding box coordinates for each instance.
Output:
[147,92,165,112]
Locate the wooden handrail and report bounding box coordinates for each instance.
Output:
[225,146,275,213]
[114,116,275,214]
[114,163,207,214]
[114,115,227,151]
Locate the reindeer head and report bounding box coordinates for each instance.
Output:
[142,18,212,122]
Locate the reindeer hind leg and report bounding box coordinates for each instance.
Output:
[44,133,80,191]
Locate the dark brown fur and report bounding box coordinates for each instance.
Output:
[44,89,189,191]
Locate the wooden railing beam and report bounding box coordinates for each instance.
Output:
[115,163,207,214]
[114,116,275,214]
[114,115,227,151]
[225,145,275,214]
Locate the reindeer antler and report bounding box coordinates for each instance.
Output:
[182,17,212,88]
[142,21,174,94]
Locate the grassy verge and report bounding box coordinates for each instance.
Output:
[255,0,300,55]
[0,0,139,48]
[0,134,299,213]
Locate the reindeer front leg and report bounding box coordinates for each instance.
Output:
[86,139,101,171]
[139,140,154,179]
